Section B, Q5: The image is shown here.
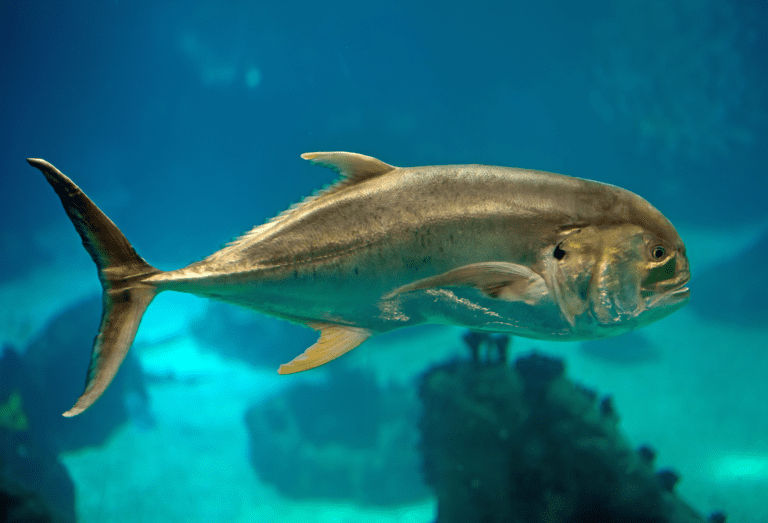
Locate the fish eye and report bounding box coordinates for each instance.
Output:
[553,243,566,260]
[651,245,666,260]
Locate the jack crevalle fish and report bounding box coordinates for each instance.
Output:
[27,152,691,416]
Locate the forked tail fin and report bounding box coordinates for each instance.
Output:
[28,158,163,417]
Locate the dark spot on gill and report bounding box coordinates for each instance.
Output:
[354,267,359,276]
[643,256,677,286]
[553,243,566,260]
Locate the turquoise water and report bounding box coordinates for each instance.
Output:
[1,1,766,521]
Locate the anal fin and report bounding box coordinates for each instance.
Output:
[277,323,372,374]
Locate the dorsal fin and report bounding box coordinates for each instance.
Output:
[202,152,397,262]
[301,151,396,186]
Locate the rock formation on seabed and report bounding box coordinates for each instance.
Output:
[418,333,726,523]
[0,473,72,523]
[245,364,429,505]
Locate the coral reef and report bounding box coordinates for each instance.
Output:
[0,474,72,523]
[0,348,76,522]
[10,297,149,453]
[244,364,430,505]
[462,331,512,365]
[418,348,722,522]
[0,297,152,521]
[0,451,75,523]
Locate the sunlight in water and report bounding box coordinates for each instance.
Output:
[711,454,768,482]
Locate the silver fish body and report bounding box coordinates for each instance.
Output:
[27,152,690,416]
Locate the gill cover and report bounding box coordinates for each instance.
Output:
[552,225,646,327]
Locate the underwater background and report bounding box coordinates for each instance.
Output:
[1,0,766,521]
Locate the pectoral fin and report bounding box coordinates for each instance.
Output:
[277,323,372,374]
[384,262,549,304]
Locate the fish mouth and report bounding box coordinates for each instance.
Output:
[667,284,690,302]
[649,282,690,308]
[645,266,690,308]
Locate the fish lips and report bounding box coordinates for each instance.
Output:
[648,279,691,309]
[662,285,691,307]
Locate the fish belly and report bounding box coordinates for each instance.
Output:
[160,238,575,339]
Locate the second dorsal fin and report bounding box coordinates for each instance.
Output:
[301,151,396,186]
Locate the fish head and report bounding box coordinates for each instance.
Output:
[550,223,690,336]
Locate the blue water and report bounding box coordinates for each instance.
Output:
[1,1,766,522]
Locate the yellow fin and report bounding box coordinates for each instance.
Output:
[277,323,372,374]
